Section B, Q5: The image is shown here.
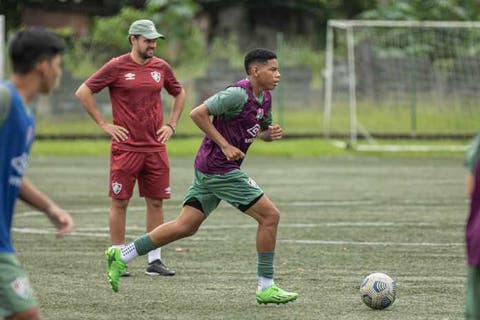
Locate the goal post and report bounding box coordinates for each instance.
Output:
[323,20,480,149]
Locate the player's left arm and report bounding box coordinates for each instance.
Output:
[157,87,186,144]
[19,177,74,239]
[157,63,187,144]
[258,109,282,142]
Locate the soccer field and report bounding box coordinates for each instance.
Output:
[13,156,467,319]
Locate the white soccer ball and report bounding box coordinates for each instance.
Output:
[359,272,397,310]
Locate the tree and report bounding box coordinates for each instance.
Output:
[90,0,204,65]
[359,0,480,21]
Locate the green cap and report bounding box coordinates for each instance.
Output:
[128,19,165,40]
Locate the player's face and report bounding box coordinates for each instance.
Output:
[39,54,62,94]
[256,59,280,90]
[133,36,157,60]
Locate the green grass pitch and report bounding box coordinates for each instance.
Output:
[13,156,466,319]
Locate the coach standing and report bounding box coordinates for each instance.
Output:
[76,19,186,276]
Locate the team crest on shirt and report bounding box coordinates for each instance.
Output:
[256,108,264,120]
[112,181,122,195]
[11,277,33,300]
[151,71,161,83]
[247,177,259,189]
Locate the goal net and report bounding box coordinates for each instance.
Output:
[323,20,480,150]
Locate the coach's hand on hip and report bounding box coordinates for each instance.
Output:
[101,122,129,142]
[157,124,175,144]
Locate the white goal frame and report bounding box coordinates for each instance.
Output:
[323,19,480,149]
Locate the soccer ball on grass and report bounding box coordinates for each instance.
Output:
[359,272,396,310]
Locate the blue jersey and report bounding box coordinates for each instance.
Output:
[0,81,35,253]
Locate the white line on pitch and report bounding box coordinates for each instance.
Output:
[279,239,463,247]
[12,228,462,247]
[15,205,179,217]
[72,222,456,231]
[14,200,384,217]
[11,228,226,241]
[17,221,460,232]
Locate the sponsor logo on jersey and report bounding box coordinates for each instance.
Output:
[9,153,28,187]
[247,123,261,137]
[11,277,33,300]
[11,153,28,175]
[151,71,162,83]
[112,181,122,195]
[124,73,135,80]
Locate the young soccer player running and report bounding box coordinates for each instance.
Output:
[105,48,298,304]
[76,19,186,276]
[0,28,74,320]
[464,133,480,319]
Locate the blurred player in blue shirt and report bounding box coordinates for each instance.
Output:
[0,28,73,320]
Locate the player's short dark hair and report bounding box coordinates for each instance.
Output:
[9,28,65,74]
[244,48,277,75]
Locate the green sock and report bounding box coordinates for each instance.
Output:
[133,234,156,256]
[466,266,480,319]
[257,251,275,278]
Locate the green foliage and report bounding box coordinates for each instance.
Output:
[281,39,325,87]
[59,1,206,77]
[91,7,144,54]
[353,1,480,62]
[209,34,244,68]
[359,0,480,20]
[89,1,206,66]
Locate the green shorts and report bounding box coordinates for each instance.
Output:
[183,169,264,217]
[0,253,37,317]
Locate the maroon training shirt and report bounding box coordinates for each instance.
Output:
[85,53,182,152]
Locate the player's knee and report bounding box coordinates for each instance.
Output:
[263,207,280,227]
[111,199,129,210]
[147,198,163,209]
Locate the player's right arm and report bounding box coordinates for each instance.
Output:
[190,103,245,161]
[190,87,247,161]
[19,177,74,239]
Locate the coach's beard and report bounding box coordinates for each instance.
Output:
[141,49,155,60]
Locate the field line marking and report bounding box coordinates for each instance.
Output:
[12,227,463,247]
[279,239,463,247]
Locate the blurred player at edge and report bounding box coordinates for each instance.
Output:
[76,19,186,276]
[105,48,298,304]
[0,28,74,320]
[464,133,480,320]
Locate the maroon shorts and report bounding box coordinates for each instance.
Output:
[109,148,170,200]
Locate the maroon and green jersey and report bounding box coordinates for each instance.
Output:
[85,53,182,152]
[465,133,480,266]
[194,79,273,174]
